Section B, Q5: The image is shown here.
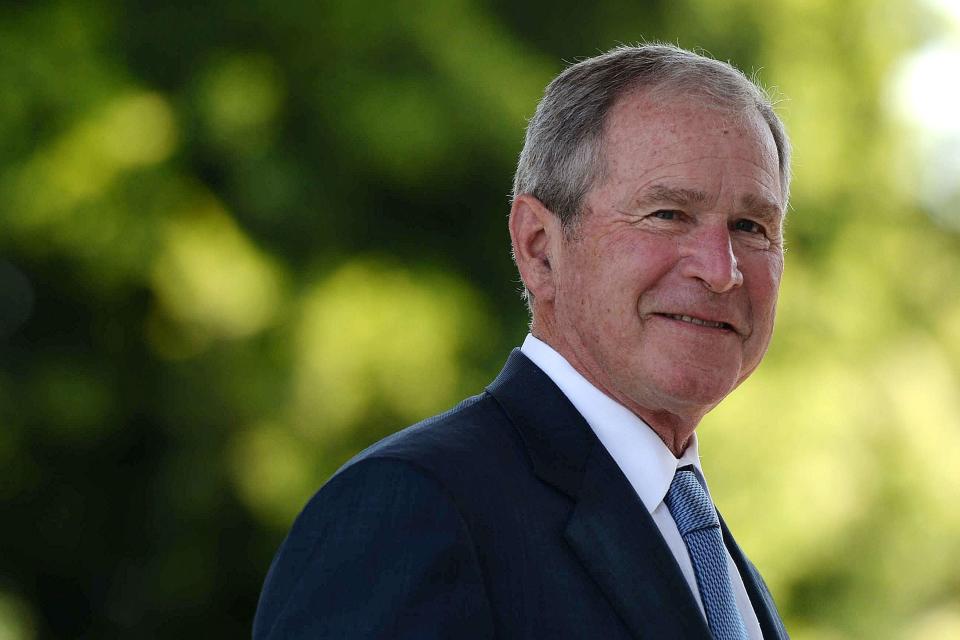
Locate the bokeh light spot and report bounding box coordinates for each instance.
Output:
[150,193,286,345]
[0,591,36,640]
[197,53,284,152]
[293,258,487,436]
[229,422,315,528]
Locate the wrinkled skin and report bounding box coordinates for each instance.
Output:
[511,90,785,455]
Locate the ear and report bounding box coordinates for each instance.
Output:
[509,194,562,303]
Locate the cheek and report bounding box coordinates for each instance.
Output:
[750,278,779,314]
[636,233,683,267]
[743,254,783,308]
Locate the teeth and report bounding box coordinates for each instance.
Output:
[667,314,727,329]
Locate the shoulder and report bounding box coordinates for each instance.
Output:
[254,459,495,638]
[337,390,523,487]
[254,394,512,638]
[276,387,531,571]
[285,389,526,550]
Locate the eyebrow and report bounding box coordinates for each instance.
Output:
[635,185,710,207]
[738,193,784,223]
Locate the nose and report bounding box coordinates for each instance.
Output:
[679,226,743,293]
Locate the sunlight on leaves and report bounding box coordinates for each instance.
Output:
[150,193,286,346]
[196,53,284,153]
[229,421,316,528]
[293,258,486,437]
[0,592,34,640]
[3,91,176,239]
[904,605,960,640]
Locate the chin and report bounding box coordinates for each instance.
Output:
[651,367,740,413]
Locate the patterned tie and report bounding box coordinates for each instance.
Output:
[665,467,749,640]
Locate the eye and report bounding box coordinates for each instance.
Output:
[652,209,681,220]
[733,219,765,235]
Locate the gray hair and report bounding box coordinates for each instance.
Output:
[512,44,792,228]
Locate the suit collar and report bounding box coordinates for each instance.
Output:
[565,441,715,639]
[486,349,594,499]
[487,350,712,639]
[519,334,705,515]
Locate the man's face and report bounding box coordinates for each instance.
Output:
[547,91,785,421]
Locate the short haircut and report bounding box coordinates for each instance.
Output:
[512,44,792,228]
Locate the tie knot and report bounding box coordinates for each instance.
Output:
[665,468,719,536]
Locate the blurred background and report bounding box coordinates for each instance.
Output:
[1,0,959,637]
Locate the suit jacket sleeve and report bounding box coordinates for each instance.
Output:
[253,457,495,639]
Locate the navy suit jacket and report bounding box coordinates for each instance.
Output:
[254,350,788,639]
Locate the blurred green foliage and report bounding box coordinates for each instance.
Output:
[1,1,958,638]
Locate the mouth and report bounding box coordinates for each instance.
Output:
[655,313,738,333]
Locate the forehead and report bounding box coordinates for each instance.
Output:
[600,90,783,205]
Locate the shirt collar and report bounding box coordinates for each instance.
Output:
[520,334,703,513]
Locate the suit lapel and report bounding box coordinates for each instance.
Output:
[487,351,711,640]
[720,514,790,639]
[564,442,713,639]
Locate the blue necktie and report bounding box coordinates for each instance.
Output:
[665,467,749,640]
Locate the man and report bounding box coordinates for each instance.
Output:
[254,44,791,639]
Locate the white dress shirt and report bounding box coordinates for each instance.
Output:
[521,334,762,639]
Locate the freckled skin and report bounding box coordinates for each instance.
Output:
[530,91,785,455]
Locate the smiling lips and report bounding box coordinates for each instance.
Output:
[656,313,739,333]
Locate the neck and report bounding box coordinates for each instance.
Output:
[530,319,703,458]
[635,410,697,457]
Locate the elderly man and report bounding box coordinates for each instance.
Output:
[254,44,790,639]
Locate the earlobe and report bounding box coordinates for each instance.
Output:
[509,194,560,302]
